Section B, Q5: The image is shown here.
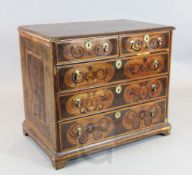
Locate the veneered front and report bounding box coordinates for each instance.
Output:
[56,36,118,64]
[58,77,168,120]
[59,100,167,151]
[120,31,170,56]
[57,53,169,92]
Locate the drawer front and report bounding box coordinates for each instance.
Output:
[120,31,170,56]
[56,36,118,64]
[59,100,167,151]
[58,76,168,120]
[57,53,169,92]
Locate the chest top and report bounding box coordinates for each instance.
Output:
[18,19,175,41]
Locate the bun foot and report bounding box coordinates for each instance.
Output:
[52,159,68,170]
[159,127,171,136]
[23,127,29,136]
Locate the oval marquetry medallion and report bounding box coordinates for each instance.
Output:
[64,63,115,88]
[66,89,114,115]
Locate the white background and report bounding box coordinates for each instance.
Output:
[0,0,192,174]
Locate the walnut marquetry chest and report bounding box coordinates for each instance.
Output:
[19,20,175,169]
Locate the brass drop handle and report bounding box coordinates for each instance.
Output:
[73,70,81,83]
[158,36,163,46]
[151,84,157,92]
[77,127,82,136]
[85,40,93,50]
[150,110,156,117]
[75,98,81,108]
[153,60,159,69]
[115,111,121,119]
[103,42,109,52]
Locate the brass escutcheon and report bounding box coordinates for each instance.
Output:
[144,34,150,42]
[116,85,122,94]
[85,40,93,50]
[115,111,121,119]
[116,59,122,69]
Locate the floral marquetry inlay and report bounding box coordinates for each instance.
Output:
[122,104,162,130]
[57,53,169,92]
[121,32,169,55]
[59,77,167,119]
[61,100,166,150]
[124,55,166,79]
[123,79,163,102]
[58,37,117,61]
[64,63,115,88]
[66,116,114,145]
[66,89,114,115]
[63,40,113,59]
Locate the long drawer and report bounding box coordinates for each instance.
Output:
[59,99,167,151]
[57,76,168,121]
[57,52,169,93]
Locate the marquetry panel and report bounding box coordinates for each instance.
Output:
[56,36,118,64]
[59,100,166,151]
[120,31,170,56]
[57,53,169,92]
[58,77,168,120]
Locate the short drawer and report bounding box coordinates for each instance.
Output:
[58,76,168,120]
[120,31,170,56]
[56,36,118,64]
[57,52,169,93]
[59,99,167,151]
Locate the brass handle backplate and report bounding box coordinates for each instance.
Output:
[153,60,159,69]
[151,84,157,92]
[75,98,81,108]
[150,110,156,117]
[72,70,82,83]
[77,127,82,136]
[158,36,163,46]
[131,40,142,51]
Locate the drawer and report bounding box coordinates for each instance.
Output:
[120,31,170,56]
[58,76,168,120]
[59,100,167,151]
[57,52,169,92]
[56,36,118,64]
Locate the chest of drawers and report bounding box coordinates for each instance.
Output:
[19,20,175,169]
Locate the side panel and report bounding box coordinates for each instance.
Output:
[19,33,57,151]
